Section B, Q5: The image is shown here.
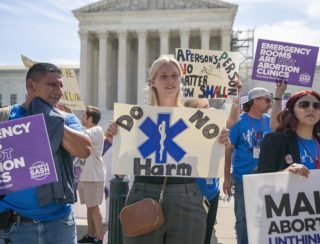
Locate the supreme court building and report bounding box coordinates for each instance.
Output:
[73,0,238,109]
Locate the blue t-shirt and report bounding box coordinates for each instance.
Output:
[230,112,271,181]
[298,138,318,170]
[196,178,219,201]
[0,104,83,221]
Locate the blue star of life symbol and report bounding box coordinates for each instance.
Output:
[138,113,188,164]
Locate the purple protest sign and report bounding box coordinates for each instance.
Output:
[0,114,57,195]
[252,39,319,87]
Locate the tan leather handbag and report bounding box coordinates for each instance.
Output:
[119,177,167,237]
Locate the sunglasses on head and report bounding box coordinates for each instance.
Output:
[297,100,320,110]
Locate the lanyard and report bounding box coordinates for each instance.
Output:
[246,113,265,141]
[298,137,320,169]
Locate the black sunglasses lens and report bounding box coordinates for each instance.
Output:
[298,101,320,110]
[313,102,320,110]
[298,101,310,109]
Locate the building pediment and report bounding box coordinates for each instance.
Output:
[74,0,237,14]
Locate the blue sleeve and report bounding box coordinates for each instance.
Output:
[229,122,239,146]
[65,113,84,132]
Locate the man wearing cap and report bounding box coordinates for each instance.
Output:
[223,85,286,244]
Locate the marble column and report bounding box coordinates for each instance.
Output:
[159,29,169,55]
[221,29,231,51]
[201,27,211,50]
[180,28,190,48]
[79,31,89,104]
[117,30,128,103]
[97,32,108,108]
[137,30,147,105]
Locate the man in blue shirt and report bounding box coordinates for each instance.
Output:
[0,63,91,244]
[223,85,286,244]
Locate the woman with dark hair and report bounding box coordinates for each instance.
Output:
[258,90,320,175]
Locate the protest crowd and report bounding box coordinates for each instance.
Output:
[0,37,319,244]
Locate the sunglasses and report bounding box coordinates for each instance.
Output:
[297,101,320,110]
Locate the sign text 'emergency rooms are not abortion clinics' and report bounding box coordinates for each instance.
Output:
[252,39,319,87]
[0,114,57,195]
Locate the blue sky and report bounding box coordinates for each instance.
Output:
[0,0,319,66]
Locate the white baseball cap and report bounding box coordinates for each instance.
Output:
[247,87,271,102]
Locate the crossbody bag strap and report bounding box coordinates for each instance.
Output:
[158,177,167,203]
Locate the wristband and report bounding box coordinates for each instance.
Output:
[273,97,282,101]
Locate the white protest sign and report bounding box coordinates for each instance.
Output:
[21,54,85,110]
[111,103,227,178]
[175,48,241,99]
[243,171,320,244]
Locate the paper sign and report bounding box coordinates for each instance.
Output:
[244,171,320,244]
[252,39,319,87]
[111,103,227,178]
[0,114,57,194]
[21,54,86,110]
[175,48,241,99]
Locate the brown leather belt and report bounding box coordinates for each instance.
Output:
[11,213,35,224]
[0,211,35,229]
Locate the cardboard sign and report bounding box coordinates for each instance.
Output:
[0,114,57,194]
[175,48,241,99]
[244,171,320,244]
[252,39,319,87]
[21,54,86,110]
[111,103,227,178]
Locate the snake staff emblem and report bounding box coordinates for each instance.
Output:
[158,121,166,161]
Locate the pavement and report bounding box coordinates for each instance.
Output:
[75,193,237,244]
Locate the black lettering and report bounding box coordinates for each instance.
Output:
[291,219,304,232]
[265,194,291,218]
[151,164,164,175]
[292,192,315,216]
[304,218,316,231]
[130,106,143,120]
[280,220,291,233]
[189,110,209,129]
[116,115,133,131]
[203,124,219,139]
[166,164,176,176]
[198,85,206,98]
[176,49,186,61]
[176,163,192,176]
[133,158,151,176]
[268,221,280,234]
[186,64,193,74]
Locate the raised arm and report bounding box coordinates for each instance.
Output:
[226,79,242,129]
[223,144,234,196]
[62,126,91,158]
[270,82,287,131]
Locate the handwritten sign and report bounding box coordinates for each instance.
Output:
[111,103,227,178]
[21,54,86,110]
[0,114,57,195]
[175,48,240,99]
[252,39,319,87]
[243,171,320,244]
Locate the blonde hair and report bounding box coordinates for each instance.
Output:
[146,54,183,106]
[183,98,207,108]
[184,98,201,108]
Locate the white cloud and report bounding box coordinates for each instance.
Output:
[255,20,320,63]
[306,0,320,20]
[255,20,320,46]
[47,0,98,11]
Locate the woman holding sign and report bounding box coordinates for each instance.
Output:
[258,90,320,175]
[106,55,230,244]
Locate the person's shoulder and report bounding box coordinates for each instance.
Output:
[263,113,270,119]
[264,131,285,141]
